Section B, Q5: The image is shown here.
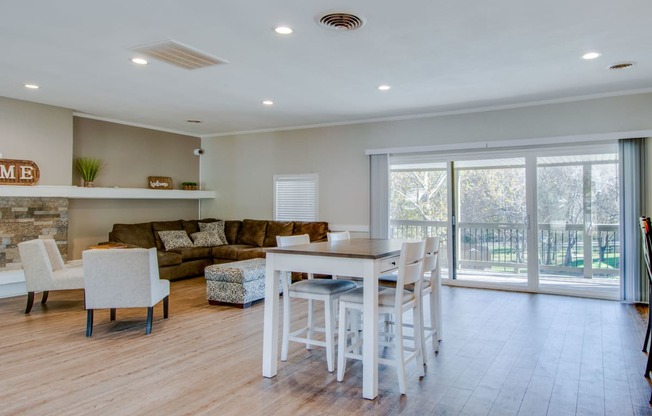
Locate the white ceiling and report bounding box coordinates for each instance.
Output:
[2,0,651,137]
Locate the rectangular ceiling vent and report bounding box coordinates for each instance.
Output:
[131,40,228,70]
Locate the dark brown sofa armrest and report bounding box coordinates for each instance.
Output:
[109,222,156,248]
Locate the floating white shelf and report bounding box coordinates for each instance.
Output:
[0,185,215,200]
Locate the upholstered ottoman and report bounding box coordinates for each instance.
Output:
[205,258,275,308]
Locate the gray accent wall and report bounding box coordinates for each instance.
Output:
[70,118,201,258]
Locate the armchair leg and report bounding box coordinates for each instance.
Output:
[25,292,35,314]
[86,309,94,337]
[146,307,153,335]
[110,308,116,321]
[41,291,49,305]
[163,296,169,319]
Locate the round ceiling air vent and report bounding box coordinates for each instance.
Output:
[609,62,634,70]
[317,12,365,31]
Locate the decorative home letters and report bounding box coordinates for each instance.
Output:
[0,159,40,185]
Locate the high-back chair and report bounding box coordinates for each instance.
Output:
[82,248,170,336]
[421,237,441,358]
[640,217,652,405]
[640,218,652,367]
[337,240,426,395]
[17,239,84,313]
[327,231,361,284]
[378,236,442,364]
[276,234,356,373]
[327,231,350,242]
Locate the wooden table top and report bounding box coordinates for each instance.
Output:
[266,238,404,259]
[87,242,140,250]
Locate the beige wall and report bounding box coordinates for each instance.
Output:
[201,93,652,229]
[69,117,202,258]
[3,93,652,258]
[0,97,73,185]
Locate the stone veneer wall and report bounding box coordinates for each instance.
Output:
[0,197,68,271]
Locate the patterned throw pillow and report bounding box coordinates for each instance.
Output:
[199,221,227,245]
[190,231,224,247]
[158,230,193,251]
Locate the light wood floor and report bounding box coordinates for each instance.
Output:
[1,278,651,416]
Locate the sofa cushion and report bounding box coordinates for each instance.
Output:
[263,221,294,247]
[109,222,155,248]
[293,221,329,242]
[157,250,183,267]
[182,218,219,235]
[170,246,212,261]
[158,230,193,251]
[224,221,242,244]
[199,221,227,245]
[237,219,268,247]
[190,231,224,247]
[235,247,267,261]
[152,220,184,249]
[212,244,256,261]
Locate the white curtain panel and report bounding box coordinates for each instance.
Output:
[369,153,390,239]
[619,138,648,302]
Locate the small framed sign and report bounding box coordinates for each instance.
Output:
[148,176,173,190]
[0,159,40,185]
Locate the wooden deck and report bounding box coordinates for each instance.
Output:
[0,277,650,415]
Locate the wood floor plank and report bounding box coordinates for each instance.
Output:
[1,279,652,415]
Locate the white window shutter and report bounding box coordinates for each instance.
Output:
[274,174,318,221]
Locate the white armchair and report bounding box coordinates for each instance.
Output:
[82,248,170,336]
[17,239,84,314]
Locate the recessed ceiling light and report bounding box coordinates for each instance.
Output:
[24,84,39,89]
[274,26,293,35]
[131,57,149,65]
[582,52,601,60]
[378,85,391,91]
[186,119,202,124]
[262,100,274,106]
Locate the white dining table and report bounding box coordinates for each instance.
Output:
[261,238,402,400]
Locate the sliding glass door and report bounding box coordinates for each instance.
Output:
[389,144,620,299]
[390,161,449,276]
[536,153,620,297]
[455,158,528,287]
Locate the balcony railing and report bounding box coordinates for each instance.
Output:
[390,219,619,278]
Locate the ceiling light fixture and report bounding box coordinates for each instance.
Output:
[24,84,39,89]
[262,100,274,106]
[582,52,601,60]
[274,26,293,35]
[378,85,391,91]
[609,62,634,70]
[131,57,149,65]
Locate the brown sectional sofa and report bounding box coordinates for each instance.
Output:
[108,219,329,281]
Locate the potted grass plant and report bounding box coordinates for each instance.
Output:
[75,157,103,187]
